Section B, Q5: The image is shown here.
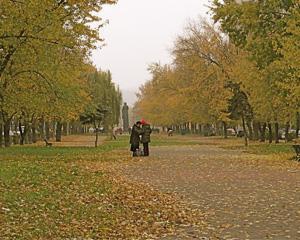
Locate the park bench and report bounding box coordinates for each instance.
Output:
[292,145,300,161]
[44,138,52,147]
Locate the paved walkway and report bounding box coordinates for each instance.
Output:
[118,145,300,239]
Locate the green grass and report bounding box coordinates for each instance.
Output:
[0,134,198,161]
[0,134,203,239]
[0,137,128,162]
[225,143,294,155]
[1,134,297,238]
[0,138,124,239]
[248,144,294,155]
[0,136,136,239]
[1,160,113,239]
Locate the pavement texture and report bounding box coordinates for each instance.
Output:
[117,144,300,240]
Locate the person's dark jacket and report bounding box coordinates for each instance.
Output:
[130,124,143,146]
[141,124,152,143]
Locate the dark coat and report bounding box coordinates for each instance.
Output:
[141,124,152,143]
[130,124,143,147]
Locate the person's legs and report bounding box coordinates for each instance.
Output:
[131,144,139,157]
[143,143,149,156]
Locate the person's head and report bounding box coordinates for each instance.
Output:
[136,121,142,127]
[140,119,146,125]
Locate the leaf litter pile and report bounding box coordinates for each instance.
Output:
[0,149,205,240]
[102,174,205,239]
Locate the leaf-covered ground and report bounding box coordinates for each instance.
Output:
[116,138,300,239]
[0,135,204,240]
[1,135,299,239]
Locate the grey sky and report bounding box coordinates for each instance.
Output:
[92,0,211,105]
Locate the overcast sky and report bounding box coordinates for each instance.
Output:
[92,0,211,106]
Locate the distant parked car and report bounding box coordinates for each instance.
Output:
[226,128,236,136]
[281,129,297,140]
[9,130,20,136]
[236,130,244,137]
[278,129,285,139]
[89,127,105,133]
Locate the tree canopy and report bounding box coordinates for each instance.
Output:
[136,4,300,143]
[0,0,120,147]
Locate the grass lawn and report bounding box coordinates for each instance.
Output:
[0,139,122,239]
[222,140,295,155]
[0,135,201,240]
[152,134,296,157]
[1,134,296,239]
[244,143,295,155]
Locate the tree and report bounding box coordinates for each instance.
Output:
[80,69,122,147]
[212,0,300,141]
[0,0,117,146]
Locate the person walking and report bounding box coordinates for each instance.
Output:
[130,121,143,157]
[141,119,152,156]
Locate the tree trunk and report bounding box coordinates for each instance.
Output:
[71,121,78,134]
[0,123,3,147]
[19,121,25,145]
[274,122,279,144]
[45,121,50,140]
[56,121,62,142]
[242,115,248,147]
[296,112,300,139]
[32,124,37,143]
[259,122,267,142]
[257,122,262,140]
[268,122,273,144]
[30,117,37,143]
[39,119,44,140]
[246,120,253,140]
[25,122,32,144]
[198,124,202,135]
[71,121,76,134]
[253,121,260,141]
[11,118,17,145]
[223,121,228,139]
[95,128,99,147]
[4,120,10,147]
[191,123,195,134]
[18,115,29,145]
[51,121,56,138]
[62,122,68,136]
[285,122,290,143]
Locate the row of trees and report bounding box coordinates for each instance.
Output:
[135,0,300,145]
[80,69,122,147]
[0,0,121,147]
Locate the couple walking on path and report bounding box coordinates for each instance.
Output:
[130,119,152,157]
